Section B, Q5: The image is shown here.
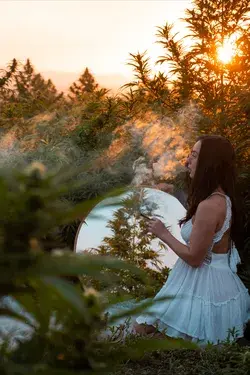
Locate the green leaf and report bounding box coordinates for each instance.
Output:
[54,186,129,225]
[13,292,43,328]
[123,337,198,358]
[31,253,147,282]
[39,276,91,322]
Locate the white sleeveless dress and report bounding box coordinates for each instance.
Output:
[135,193,250,345]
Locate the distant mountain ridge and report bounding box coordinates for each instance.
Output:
[0,65,131,93]
[42,71,130,93]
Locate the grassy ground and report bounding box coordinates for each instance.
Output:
[111,344,250,375]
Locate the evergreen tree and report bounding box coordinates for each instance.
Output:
[0,59,19,124]
[12,59,63,117]
[0,58,18,89]
[1,58,64,120]
[14,58,34,102]
[30,74,63,109]
[68,68,99,101]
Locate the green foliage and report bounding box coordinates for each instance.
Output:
[156,23,195,103]
[124,0,250,290]
[0,59,63,124]
[0,2,250,372]
[0,162,196,374]
[123,51,174,114]
[13,59,63,118]
[0,129,144,250]
[68,68,100,101]
[236,162,250,292]
[0,58,18,89]
[71,93,128,151]
[156,0,250,146]
[82,191,170,299]
[0,161,202,374]
[124,0,249,150]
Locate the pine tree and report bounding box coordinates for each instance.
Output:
[68,68,99,101]
[7,59,63,118]
[30,73,63,110]
[0,59,19,124]
[0,58,18,89]
[14,58,34,102]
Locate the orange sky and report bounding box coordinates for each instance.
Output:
[1,0,191,79]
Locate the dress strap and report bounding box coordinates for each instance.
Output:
[204,192,238,269]
[209,192,227,198]
[213,195,232,243]
[206,192,232,244]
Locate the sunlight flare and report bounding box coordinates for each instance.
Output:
[217,34,238,64]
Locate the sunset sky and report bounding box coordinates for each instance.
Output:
[1,0,191,82]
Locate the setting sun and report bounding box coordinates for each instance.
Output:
[217,34,238,64]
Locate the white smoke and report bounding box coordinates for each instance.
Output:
[131,156,153,186]
[114,102,201,182]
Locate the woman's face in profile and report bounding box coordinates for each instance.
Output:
[186,140,201,179]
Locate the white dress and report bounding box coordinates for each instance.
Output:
[135,193,250,345]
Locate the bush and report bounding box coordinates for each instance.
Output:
[0,162,195,374]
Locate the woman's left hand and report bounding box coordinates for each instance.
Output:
[146,218,168,239]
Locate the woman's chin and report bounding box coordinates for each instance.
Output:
[189,170,194,179]
[185,167,193,179]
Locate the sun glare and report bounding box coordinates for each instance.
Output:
[217,34,238,64]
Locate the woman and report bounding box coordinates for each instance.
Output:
[134,135,250,345]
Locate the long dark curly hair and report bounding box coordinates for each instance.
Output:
[180,135,241,246]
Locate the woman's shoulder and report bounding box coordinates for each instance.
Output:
[206,192,228,207]
[196,198,219,217]
[191,199,221,231]
[197,193,227,219]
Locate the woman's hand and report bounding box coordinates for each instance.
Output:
[146,218,169,239]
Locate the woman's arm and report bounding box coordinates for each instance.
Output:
[147,200,218,267]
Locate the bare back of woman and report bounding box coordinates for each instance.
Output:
[197,191,232,255]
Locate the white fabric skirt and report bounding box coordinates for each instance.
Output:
[136,252,250,345]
